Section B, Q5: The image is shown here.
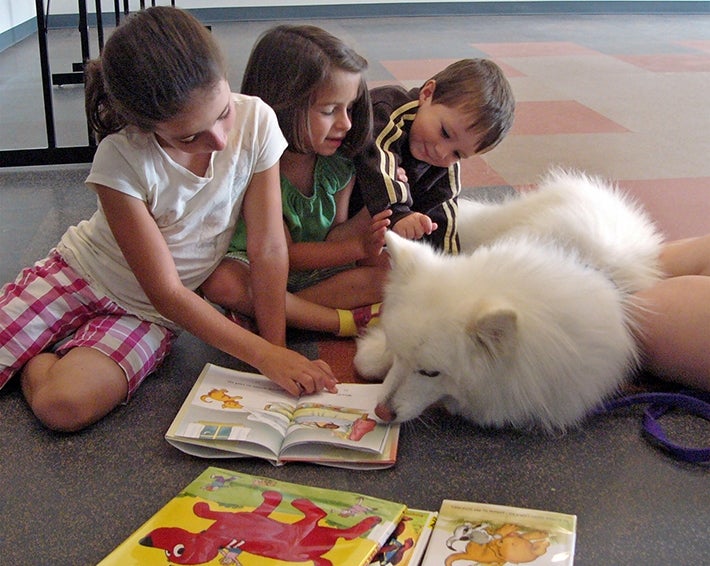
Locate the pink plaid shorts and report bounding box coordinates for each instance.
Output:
[0,251,176,398]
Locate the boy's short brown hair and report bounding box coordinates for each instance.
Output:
[429,59,515,154]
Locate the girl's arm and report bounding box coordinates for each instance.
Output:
[287,178,391,271]
[95,183,336,395]
[241,164,289,346]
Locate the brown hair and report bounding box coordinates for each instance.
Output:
[85,6,226,141]
[429,59,515,153]
[241,25,372,157]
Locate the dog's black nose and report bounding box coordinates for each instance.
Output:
[375,403,396,422]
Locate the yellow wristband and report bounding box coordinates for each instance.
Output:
[336,309,358,337]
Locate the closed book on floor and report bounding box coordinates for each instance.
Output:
[98,466,407,566]
[421,499,576,566]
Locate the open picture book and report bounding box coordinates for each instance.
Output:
[165,363,399,469]
[98,466,407,566]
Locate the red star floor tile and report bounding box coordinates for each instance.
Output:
[615,53,710,72]
[511,100,629,135]
[472,41,601,57]
[620,177,710,240]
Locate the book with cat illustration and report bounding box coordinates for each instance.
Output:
[370,508,438,566]
[421,499,577,566]
[97,466,407,566]
[165,363,399,469]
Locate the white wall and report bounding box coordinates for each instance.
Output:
[0,0,35,33]
[0,0,512,37]
[20,0,499,17]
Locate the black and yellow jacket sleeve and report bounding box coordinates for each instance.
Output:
[353,85,461,253]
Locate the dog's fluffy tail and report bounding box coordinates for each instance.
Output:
[458,168,664,293]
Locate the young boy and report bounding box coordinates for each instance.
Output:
[351,59,515,253]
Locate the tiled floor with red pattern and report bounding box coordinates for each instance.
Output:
[3,13,708,242]
[364,22,710,241]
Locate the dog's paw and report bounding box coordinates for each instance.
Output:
[354,326,393,381]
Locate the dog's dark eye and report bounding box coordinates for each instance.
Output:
[418,369,440,377]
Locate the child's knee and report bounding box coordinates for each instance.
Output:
[201,262,250,305]
[199,273,223,302]
[26,386,99,432]
[21,350,127,432]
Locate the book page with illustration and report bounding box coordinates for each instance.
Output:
[422,499,576,566]
[165,363,398,468]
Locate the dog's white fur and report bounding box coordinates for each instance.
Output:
[355,169,664,431]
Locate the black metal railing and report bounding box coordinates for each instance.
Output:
[1,0,174,168]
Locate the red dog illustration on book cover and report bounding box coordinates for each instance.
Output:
[98,467,406,566]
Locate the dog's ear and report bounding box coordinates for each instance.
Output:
[467,306,517,358]
[385,231,430,274]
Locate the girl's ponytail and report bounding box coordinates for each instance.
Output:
[84,59,124,142]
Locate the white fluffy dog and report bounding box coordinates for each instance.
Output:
[355,169,664,431]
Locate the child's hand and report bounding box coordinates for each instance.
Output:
[258,345,338,396]
[362,209,392,258]
[396,167,408,184]
[392,213,438,240]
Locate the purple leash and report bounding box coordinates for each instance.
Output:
[600,390,710,464]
